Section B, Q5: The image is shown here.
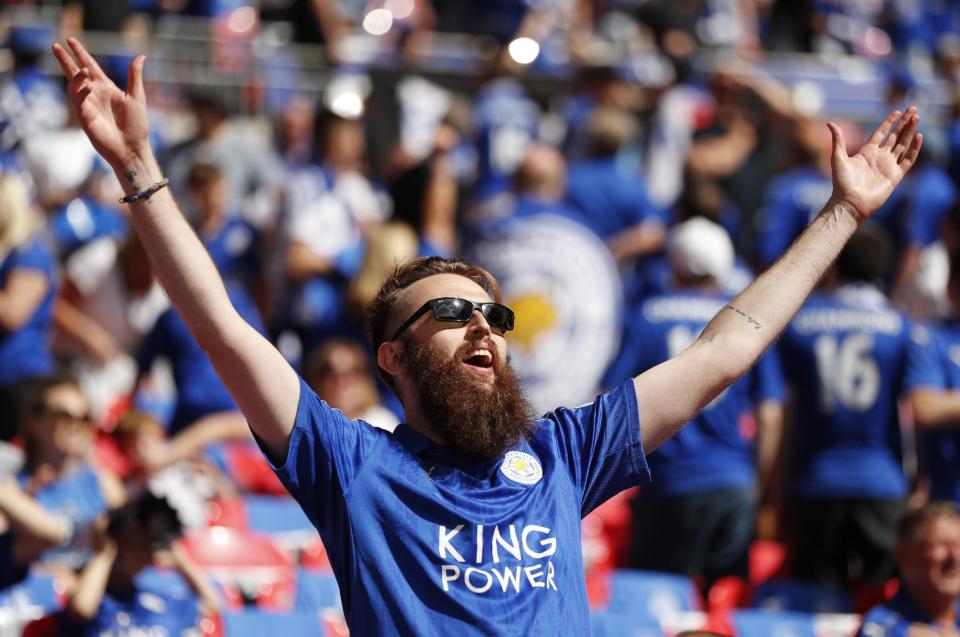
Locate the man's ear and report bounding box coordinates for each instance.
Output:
[377,341,404,378]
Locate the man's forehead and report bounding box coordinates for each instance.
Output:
[397,273,492,313]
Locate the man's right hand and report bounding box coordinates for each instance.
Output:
[51,38,151,174]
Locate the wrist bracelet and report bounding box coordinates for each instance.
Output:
[119,177,170,204]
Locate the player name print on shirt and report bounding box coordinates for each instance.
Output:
[500,451,543,485]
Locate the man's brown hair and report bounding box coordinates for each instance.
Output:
[366,255,501,356]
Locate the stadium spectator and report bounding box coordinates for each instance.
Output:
[19,376,125,570]
[0,25,67,153]
[0,174,58,440]
[135,282,264,437]
[186,162,261,299]
[59,492,220,636]
[856,502,960,636]
[304,337,398,432]
[907,251,960,508]
[281,110,389,343]
[53,233,167,421]
[777,225,924,600]
[52,36,922,633]
[0,477,75,590]
[112,410,237,529]
[622,217,784,587]
[565,105,666,302]
[755,116,833,269]
[160,87,283,228]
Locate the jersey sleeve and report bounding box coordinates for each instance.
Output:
[545,380,649,518]
[750,346,786,404]
[903,323,946,391]
[756,180,804,269]
[263,376,384,538]
[8,239,53,276]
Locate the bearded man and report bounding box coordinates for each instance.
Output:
[52,37,923,636]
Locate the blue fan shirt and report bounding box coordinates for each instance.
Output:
[607,290,784,495]
[903,320,960,505]
[856,591,960,637]
[267,376,648,635]
[778,284,923,499]
[0,237,57,386]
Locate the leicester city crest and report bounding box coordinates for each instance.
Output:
[466,213,622,414]
[500,451,543,485]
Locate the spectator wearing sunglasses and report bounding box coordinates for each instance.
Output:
[18,376,125,570]
[52,38,923,635]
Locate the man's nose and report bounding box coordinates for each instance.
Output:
[467,308,492,335]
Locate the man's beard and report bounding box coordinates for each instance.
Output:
[400,337,534,461]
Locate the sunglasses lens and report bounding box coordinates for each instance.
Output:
[484,305,514,331]
[433,298,472,321]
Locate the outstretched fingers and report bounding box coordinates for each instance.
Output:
[890,112,919,159]
[127,55,146,102]
[866,109,901,147]
[885,107,918,149]
[898,132,923,172]
[51,42,80,79]
[66,37,109,81]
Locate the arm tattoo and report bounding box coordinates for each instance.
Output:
[125,170,138,183]
[724,304,762,330]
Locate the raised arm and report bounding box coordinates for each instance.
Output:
[637,108,923,452]
[51,39,299,462]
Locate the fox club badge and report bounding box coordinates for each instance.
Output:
[500,451,543,485]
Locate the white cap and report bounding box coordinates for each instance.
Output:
[668,216,735,281]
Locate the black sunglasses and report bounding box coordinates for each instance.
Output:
[391,297,515,341]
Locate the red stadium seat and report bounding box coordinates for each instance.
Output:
[749,540,787,585]
[707,576,750,611]
[222,442,287,495]
[300,537,333,572]
[180,527,296,611]
[205,497,249,528]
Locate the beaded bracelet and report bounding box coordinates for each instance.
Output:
[119,177,171,204]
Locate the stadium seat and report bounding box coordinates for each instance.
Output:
[589,610,663,637]
[180,526,296,611]
[732,609,817,637]
[221,609,324,637]
[300,537,333,571]
[294,569,341,611]
[605,569,703,617]
[753,579,854,613]
[707,575,750,611]
[221,442,288,495]
[748,540,787,585]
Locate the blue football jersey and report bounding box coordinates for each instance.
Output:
[267,377,648,635]
[472,79,540,200]
[856,591,960,637]
[903,320,960,505]
[779,284,920,498]
[137,283,265,434]
[755,167,832,269]
[618,290,784,495]
[0,237,57,385]
[60,585,200,637]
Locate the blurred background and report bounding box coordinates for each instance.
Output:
[0,0,958,635]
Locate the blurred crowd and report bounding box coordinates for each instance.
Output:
[1,0,960,634]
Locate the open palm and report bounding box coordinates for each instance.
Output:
[829,107,922,222]
[51,38,149,171]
